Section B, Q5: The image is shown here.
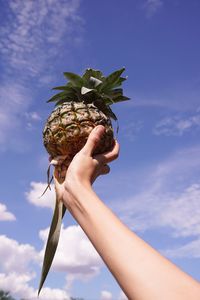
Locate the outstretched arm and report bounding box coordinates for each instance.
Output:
[55,125,200,300]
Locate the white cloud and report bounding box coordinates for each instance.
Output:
[109,145,200,257]
[0,203,16,221]
[0,235,38,298]
[0,0,83,150]
[0,272,70,300]
[0,0,83,78]
[0,235,38,274]
[0,272,36,300]
[0,226,102,300]
[25,111,42,130]
[39,287,70,300]
[122,121,143,141]
[26,181,56,209]
[164,238,200,259]
[143,0,163,17]
[0,82,32,149]
[100,290,113,300]
[158,184,200,238]
[25,111,41,121]
[153,112,200,136]
[39,225,103,283]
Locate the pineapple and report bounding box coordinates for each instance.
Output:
[43,102,114,165]
[38,68,129,294]
[43,67,129,163]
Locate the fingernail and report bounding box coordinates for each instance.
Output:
[94,125,105,133]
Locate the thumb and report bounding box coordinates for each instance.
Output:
[81,125,105,156]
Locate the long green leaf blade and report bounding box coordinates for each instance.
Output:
[111,95,130,103]
[52,86,73,91]
[47,92,67,103]
[101,68,125,91]
[63,72,84,87]
[112,76,127,88]
[38,199,63,295]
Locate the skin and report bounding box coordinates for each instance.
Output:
[54,125,200,300]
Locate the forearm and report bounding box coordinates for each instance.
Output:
[64,184,200,300]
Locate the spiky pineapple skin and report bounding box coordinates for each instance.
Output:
[43,102,114,160]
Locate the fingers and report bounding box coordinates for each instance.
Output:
[81,125,120,165]
[95,140,120,164]
[91,164,110,184]
[81,125,106,156]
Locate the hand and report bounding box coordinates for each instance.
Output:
[54,125,120,205]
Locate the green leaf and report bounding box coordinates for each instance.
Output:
[82,69,105,82]
[102,95,114,105]
[46,68,130,107]
[102,77,127,92]
[93,99,117,120]
[100,68,126,91]
[63,72,84,87]
[47,92,68,103]
[38,200,64,295]
[111,95,130,103]
[62,205,67,218]
[66,82,74,88]
[113,76,127,88]
[106,88,123,98]
[105,105,117,120]
[52,86,73,91]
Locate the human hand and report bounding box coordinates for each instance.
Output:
[54,125,119,204]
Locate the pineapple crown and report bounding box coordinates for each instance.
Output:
[47,68,130,121]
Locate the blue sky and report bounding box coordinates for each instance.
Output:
[0,0,200,299]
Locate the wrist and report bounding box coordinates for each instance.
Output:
[62,178,93,210]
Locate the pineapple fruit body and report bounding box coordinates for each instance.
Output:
[43,102,114,161]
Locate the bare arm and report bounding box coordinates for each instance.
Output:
[55,125,200,300]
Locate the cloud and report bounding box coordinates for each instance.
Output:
[0,0,83,151]
[0,235,38,274]
[25,111,41,121]
[0,0,83,79]
[38,287,70,300]
[109,144,200,257]
[164,238,200,259]
[0,272,36,300]
[0,225,102,300]
[122,121,143,142]
[0,203,16,221]
[39,225,103,283]
[0,235,43,298]
[143,0,163,17]
[25,111,42,130]
[0,82,32,149]
[157,184,200,238]
[153,111,200,136]
[26,181,56,209]
[0,272,71,300]
[100,290,113,300]
[131,78,200,112]
[0,0,83,150]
